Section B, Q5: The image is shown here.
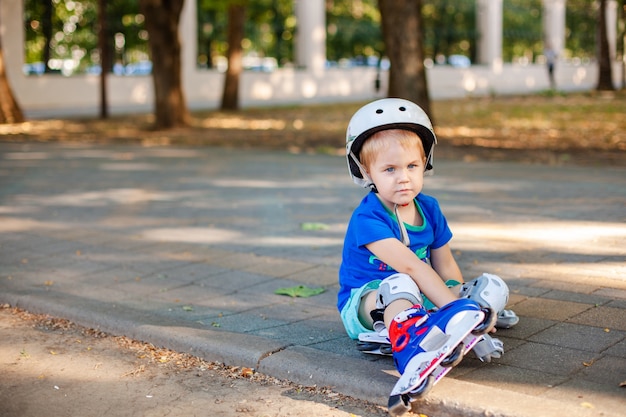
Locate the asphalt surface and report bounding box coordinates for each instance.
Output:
[1,141,625,417]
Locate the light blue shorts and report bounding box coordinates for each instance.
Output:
[340,279,461,340]
[340,280,381,340]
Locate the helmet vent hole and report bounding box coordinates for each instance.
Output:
[399,106,406,111]
[376,109,383,114]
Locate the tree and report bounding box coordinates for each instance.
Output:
[98,0,110,119]
[138,0,189,128]
[618,0,625,89]
[378,0,431,117]
[221,3,245,110]
[0,31,24,124]
[42,0,53,73]
[597,0,615,91]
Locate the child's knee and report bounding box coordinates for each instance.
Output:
[375,273,422,309]
[459,273,509,313]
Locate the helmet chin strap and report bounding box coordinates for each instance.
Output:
[394,203,411,247]
[374,193,411,247]
[394,200,431,266]
[352,150,411,247]
[349,151,374,188]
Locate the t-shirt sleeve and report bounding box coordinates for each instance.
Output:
[353,209,398,248]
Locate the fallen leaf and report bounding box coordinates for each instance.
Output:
[300,222,329,231]
[274,285,325,298]
[182,305,193,311]
[583,359,595,367]
[122,365,145,377]
[619,380,626,387]
[580,402,594,409]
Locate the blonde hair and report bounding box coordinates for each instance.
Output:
[359,129,426,170]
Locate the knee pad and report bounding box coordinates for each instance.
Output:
[375,273,422,310]
[459,273,509,313]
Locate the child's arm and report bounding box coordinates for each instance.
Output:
[430,244,463,283]
[366,238,458,308]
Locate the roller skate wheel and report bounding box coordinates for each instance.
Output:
[356,341,382,352]
[380,344,393,355]
[440,343,464,368]
[472,307,497,335]
[407,374,434,400]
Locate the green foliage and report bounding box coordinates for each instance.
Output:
[423,0,476,60]
[24,0,148,75]
[326,0,383,63]
[565,0,597,59]
[502,0,542,62]
[24,0,98,70]
[197,0,294,68]
[22,0,602,75]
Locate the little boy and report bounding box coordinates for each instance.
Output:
[337,98,517,365]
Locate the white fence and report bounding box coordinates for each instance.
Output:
[3,0,623,119]
[9,61,622,119]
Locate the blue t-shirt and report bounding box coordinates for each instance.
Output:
[337,191,453,312]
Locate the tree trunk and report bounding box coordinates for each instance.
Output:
[620,0,626,90]
[42,0,53,73]
[378,0,431,117]
[0,31,24,124]
[139,0,189,129]
[597,0,615,91]
[221,4,245,111]
[98,0,109,119]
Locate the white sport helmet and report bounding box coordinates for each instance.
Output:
[345,98,437,188]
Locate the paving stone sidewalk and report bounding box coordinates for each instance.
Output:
[1,141,625,417]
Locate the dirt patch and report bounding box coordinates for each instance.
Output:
[0,305,389,417]
[1,93,624,167]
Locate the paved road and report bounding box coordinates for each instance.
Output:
[1,141,625,417]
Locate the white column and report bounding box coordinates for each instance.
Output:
[606,0,618,60]
[294,0,326,74]
[542,0,566,56]
[1,0,26,81]
[179,0,196,90]
[476,0,503,70]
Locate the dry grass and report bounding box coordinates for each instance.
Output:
[1,92,624,166]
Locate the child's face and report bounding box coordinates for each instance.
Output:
[366,137,425,208]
